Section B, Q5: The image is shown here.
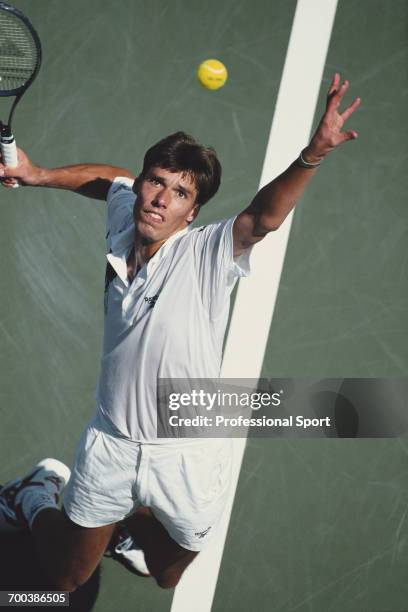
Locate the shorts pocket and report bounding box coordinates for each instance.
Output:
[72,426,105,490]
[180,443,232,506]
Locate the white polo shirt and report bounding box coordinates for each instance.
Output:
[95,177,252,442]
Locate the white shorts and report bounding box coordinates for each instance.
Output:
[63,412,233,551]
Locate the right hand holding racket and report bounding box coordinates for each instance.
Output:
[0,146,41,187]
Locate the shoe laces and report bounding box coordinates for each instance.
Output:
[115,534,136,554]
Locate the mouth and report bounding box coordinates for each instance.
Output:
[142,209,165,224]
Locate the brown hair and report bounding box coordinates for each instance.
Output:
[140,132,221,205]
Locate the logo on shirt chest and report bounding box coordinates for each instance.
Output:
[144,294,159,308]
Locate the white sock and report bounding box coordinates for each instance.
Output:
[16,486,58,530]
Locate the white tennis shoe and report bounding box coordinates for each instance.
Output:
[0,458,71,532]
[105,523,151,577]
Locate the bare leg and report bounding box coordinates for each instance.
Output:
[125,507,198,588]
[32,508,115,592]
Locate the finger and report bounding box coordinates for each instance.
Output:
[341,129,359,143]
[0,168,16,180]
[1,176,17,185]
[1,179,16,188]
[327,79,350,110]
[328,72,340,96]
[341,96,361,122]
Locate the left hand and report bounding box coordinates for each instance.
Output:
[304,73,361,163]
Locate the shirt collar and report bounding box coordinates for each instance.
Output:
[106,221,190,285]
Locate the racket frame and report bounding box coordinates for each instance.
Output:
[0,1,42,134]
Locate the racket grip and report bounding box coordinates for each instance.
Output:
[0,132,19,188]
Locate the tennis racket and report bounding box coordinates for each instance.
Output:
[0,2,41,185]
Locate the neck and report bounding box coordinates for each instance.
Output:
[137,239,166,264]
[134,225,187,263]
[127,240,164,283]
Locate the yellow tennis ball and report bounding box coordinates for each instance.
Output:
[197,59,228,90]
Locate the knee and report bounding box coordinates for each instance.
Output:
[51,569,92,593]
[155,570,182,589]
[52,577,79,593]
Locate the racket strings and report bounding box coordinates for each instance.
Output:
[0,13,39,92]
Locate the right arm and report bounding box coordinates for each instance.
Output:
[0,147,136,200]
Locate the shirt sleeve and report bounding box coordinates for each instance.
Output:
[192,216,252,318]
[105,177,136,250]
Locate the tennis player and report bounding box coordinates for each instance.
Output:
[0,74,360,591]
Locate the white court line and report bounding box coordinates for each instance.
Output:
[170,1,338,610]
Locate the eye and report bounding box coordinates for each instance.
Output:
[177,190,186,198]
[149,177,161,186]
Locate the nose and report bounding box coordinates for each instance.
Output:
[152,186,170,208]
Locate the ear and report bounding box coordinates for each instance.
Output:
[186,204,201,224]
[132,175,142,195]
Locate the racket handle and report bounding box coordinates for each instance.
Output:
[0,132,19,188]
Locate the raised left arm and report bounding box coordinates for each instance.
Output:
[233,73,361,255]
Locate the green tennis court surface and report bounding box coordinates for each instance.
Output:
[0,1,407,611]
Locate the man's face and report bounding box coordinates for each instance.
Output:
[132,166,199,244]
